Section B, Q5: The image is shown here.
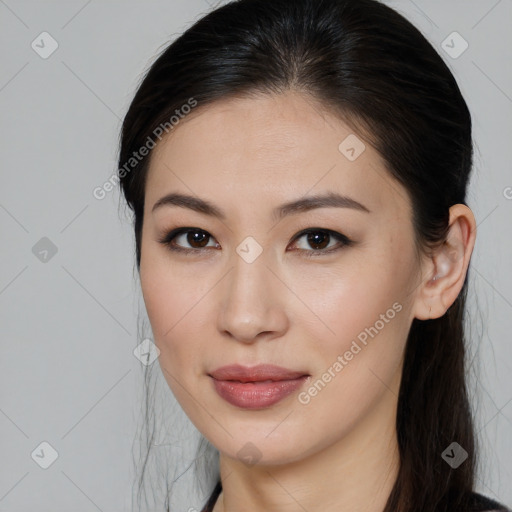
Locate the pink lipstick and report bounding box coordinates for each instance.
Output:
[209,364,309,409]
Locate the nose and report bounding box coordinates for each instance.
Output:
[217,251,289,344]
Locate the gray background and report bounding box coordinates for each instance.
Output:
[1,0,511,511]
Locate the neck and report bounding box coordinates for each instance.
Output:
[213,370,401,512]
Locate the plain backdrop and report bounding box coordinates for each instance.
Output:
[1,0,511,511]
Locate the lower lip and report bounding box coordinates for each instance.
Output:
[211,376,309,409]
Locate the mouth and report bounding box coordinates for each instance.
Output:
[208,364,310,409]
[209,363,309,382]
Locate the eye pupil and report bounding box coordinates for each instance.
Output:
[307,231,329,250]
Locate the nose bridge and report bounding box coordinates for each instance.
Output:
[217,239,287,342]
[230,241,269,301]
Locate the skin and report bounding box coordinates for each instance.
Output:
[139,90,476,512]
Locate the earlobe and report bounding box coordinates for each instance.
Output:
[413,204,476,321]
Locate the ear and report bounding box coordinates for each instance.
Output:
[413,204,476,320]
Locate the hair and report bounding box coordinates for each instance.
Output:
[118,0,481,510]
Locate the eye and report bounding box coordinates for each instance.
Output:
[289,228,353,257]
[158,227,219,254]
[158,227,353,257]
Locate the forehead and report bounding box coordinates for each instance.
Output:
[145,91,411,219]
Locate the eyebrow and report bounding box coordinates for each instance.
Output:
[151,191,370,220]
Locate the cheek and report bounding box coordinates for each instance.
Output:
[140,262,208,417]
[292,249,412,344]
[291,271,411,440]
[292,248,415,402]
[139,249,218,384]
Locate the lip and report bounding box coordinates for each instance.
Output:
[208,364,310,409]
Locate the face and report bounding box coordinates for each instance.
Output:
[139,91,424,466]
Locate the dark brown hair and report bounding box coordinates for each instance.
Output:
[118,0,481,510]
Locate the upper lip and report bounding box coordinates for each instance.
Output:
[209,364,309,382]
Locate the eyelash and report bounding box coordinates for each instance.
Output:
[157,227,353,258]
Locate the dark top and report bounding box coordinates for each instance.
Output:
[200,481,510,512]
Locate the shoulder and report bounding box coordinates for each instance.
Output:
[198,487,510,511]
[467,491,510,511]
[196,488,511,512]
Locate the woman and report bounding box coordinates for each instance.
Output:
[118,0,510,510]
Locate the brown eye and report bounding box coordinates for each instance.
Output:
[158,228,219,253]
[305,231,330,250]
[290,228,353,257]
[184,230,210,248]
